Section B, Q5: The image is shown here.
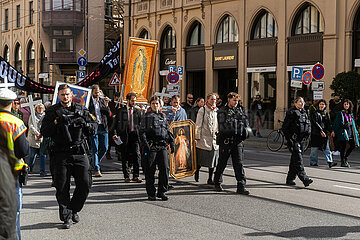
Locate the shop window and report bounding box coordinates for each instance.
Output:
[161,26,176,49]
[293,4,324,35]
[216,15,238,43]
[188,21,204,46]
[252,11,277,39]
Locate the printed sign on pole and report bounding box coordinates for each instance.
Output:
[177,66,184,75]
[313,91,323,100]
[291,80,303,88]
[302,72,312,85]
[109,73,120,86]
[291,67,303,80]
[76,71,86,83]
[169,65,176,73]
[311,81,325,91]
[312,63,325,80]
[77,57,87,66]
[167,72,180,84]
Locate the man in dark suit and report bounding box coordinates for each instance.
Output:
[106,92,121,160]
[88,85,111,177]
[111,92,143,182]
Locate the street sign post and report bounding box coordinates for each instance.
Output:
[291,67,303,80]
[290,80,303,88]
[311,81,325,91]
[302,72,312,85]
[312,63,325,80]
[169,65,176,73]
[109,73,120,86]
[313,91,323,100]
[77,57,87,67]
[78,48,86,56]
[76,71,86,83]
[167,72,180,84]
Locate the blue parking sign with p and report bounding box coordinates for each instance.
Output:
[291,67,303,80]
[169,65,176,73]
[177,66,183,75]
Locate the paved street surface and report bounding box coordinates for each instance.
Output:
[21,138,360,240]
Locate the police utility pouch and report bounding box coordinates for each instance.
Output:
[19,165,29,185]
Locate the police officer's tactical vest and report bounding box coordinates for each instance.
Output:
[0,111,27,171]
[294,110,310,135]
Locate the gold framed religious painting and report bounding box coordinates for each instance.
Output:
[169,120,197,179]
[122,37,158,103]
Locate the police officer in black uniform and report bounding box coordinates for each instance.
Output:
[41,84,97,229]
[282,97,313,187]
[140,96,175,201]
[214,92,250,195]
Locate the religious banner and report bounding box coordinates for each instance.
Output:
[123,38,158,103]
[169,120,197,179]
[0,38,120,94]
[52,82,92,108]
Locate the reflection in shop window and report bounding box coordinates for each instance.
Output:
[139,29,149,39]
[293,4,323,35]
[188,22,204,46]
[252,12,277,39]
[15,44,22,72]
[216,15,238,43]
[161,27,176,49]
[45,0,50,11]
[3,45,9,62]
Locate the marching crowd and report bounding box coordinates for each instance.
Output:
[0,84,359,238]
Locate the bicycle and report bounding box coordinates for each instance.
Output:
[266,120,310,152]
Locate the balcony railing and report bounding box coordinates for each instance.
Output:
[42,11,84,34]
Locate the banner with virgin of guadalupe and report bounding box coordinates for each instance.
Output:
[122,38,158,103]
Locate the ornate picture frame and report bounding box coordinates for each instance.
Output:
[169,120,197,179]
[123,37,158,103]
[52,81,92,108]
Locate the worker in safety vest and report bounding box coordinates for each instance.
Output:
[0,88,29,240]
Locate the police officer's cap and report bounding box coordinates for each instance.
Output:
[0,88,17,101]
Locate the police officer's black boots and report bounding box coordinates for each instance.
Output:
[63,219,73,229]
[286,179,296,186]
[236,186,250,195]
[157,192,168,201]
[72,212,80,223]
[303,178,313,187]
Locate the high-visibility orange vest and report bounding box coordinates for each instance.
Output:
[0,110,28,171]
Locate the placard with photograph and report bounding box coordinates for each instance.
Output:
[52,81,92,108]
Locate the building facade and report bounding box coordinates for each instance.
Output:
[123,0,360,128]
[0,0,113,97]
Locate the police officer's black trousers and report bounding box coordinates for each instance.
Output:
[143,148,169,197]
[119,132,141,179]
[214,142,246,187]
[287,141,309,182]
[54,152,90,221]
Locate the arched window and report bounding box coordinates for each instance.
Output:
[3,45,9,62]
[252,11,278,39]
[40,44,49,73]
[161,26,176,49]
[293,4,324,35]
[188,21,204,46]
[216,15,238,43]
[27,40,35,77]
[139,29,149,39]
[14,43,22,72]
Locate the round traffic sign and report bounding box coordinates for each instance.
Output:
[302,72,312,85]
[312,63,325,80]
[167,72,179,84]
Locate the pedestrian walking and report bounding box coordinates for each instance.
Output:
[164,95,187,123]
[309,99,337,168]
[40,84,97,229]
[214,92,250,195]
[282,97,313,187]
[140,96,175,201]
[194,93,219,185]
[27,103,48,176]
[251,94,264,137]
[0,88,29,240]
[111,92,143,183]
[181,93,194,113]
[331,99,359,167]
[88,84,111,177]
[0,125,17,240]
[187,97,205,122]
[106,92,121,160]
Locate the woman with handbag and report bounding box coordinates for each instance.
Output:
[332,99,359,167]
[194,93,219,185]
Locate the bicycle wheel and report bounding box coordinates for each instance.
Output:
[267,130,285,152]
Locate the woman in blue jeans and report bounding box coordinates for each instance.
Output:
[309,99,337,168]
[27,103,47,176]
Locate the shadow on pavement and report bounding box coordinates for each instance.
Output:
[21,222,63,230]
[245,225,360,238]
